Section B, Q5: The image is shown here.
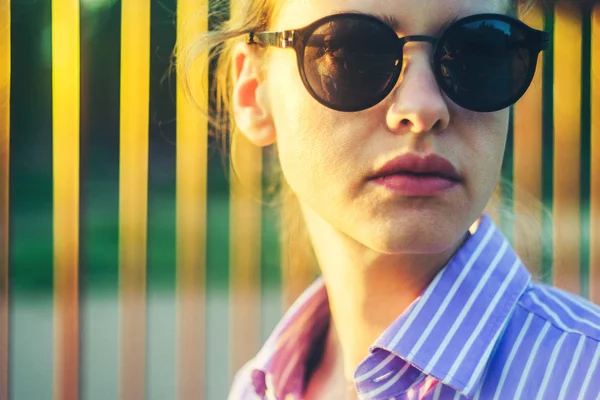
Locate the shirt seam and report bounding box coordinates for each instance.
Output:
[516,302,600,342]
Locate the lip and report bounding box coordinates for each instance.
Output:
[369,153,462,196]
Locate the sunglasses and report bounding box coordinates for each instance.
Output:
[248,13,549,113]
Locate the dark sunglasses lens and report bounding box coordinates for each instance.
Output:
[436,18,533,111]
[303,17,399,111]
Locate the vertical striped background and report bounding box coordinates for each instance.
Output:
[0,1,599,399]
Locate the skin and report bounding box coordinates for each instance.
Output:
[232,0,510,397]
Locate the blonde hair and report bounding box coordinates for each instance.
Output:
[177,0,545,301]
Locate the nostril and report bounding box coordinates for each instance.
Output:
[400,119,411,126]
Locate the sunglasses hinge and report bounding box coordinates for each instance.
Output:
[279,31,294,48]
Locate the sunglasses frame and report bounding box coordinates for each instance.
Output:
[248,13,550,113]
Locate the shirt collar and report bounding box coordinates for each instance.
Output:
[250,277,330,399]
[250,215,531,399]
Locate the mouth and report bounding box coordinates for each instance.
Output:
[369,153,462,196]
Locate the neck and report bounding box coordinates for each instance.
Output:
[301,205,467,383]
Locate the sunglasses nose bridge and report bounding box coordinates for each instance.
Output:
[396,35,437,61]
[400,35,438,48]
[395,35,438,75]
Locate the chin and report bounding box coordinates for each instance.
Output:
[362,220,467,255]
[379,237,461,256]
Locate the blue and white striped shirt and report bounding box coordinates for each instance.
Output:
[229,215,600,399]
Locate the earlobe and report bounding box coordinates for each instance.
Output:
[232,43,276,147]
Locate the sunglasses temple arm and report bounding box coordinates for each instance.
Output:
[539,31,550,51]
[248,31,295,48]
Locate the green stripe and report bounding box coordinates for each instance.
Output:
[206,154,231,289]
[147,1,178,397]
[261,148,282,341]
[580,6,592,299]
[80,6,121,296]
[10,0,54,397]
[147,0,177,293]
[80,4,122,399]
[206,0,231,291]
[501,108,515,245]
[261,149,281,289]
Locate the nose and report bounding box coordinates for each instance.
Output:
[386,50,450,134]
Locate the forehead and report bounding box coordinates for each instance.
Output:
[274,0,509,33]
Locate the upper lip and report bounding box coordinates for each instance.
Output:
[370,153,462,181]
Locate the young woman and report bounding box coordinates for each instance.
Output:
[182,0,600,398]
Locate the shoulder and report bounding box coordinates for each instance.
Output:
[475,284,600,399]
[517,283,600,341]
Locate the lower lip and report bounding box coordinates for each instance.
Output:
[371,174,459,196]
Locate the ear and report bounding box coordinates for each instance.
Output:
[231,43,276,147]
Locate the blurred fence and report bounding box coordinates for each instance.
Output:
[0,1,599,399]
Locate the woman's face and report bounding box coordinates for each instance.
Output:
[260,0,510,254]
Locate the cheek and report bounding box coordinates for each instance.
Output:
[461,110,509,192]
[265,53,360,194]
[265,56,332,191]
[265,50,315,117]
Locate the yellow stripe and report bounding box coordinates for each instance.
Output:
[0,0,9,398]
[52,0,80,398]
[229,137,262,379]
[591,5,600,304]
[118,0,150,398]
[175,2,208,398]
[513,5,544,279]
[553,4,582,294]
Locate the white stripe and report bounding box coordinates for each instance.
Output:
[538,286,600,331]
[457,258,523,392]
[354,262,446,383]
[406,375,430,400]
[473,380,484,400]
[453,390,462,400]
[406,373,427,393]
[472,342,497,400]
[528,292,587,334]
[276,345,304,390]
[358,363,414,399]
[465,299,516,394]
[557,334,586,400]
[432,381,443,400]
[577,342,600,400]
[256,293,325,364]
[535,333,568,400]
[423,241,509,372]
[512,322,551,399]
[262,302,324,367]
[355,226,495,384]
[354,353,397,382]
[404,226,497,359]
[491,313,535,400]
[408,373,427,390]
[419,377,437,399]
[554,288,600,319]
